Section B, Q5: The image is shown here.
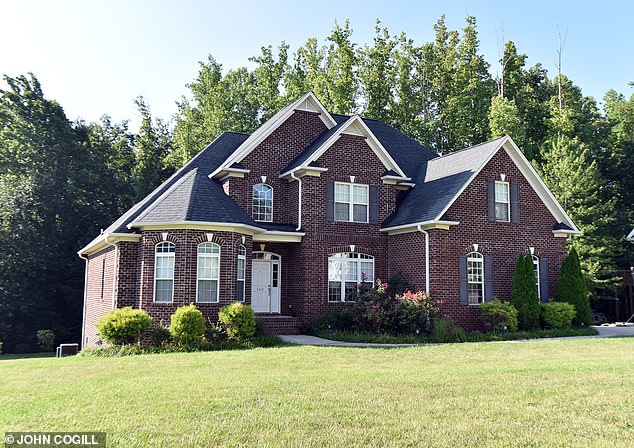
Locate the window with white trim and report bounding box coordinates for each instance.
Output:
[334,182,368,223]
[197,242,220,303]
[154,242,175,302]
[532,255,541,300]
[328,252,374,302]
[467,252,485,305]
[495,181,510,222]
[252,184,273,222]
[236,245,246,302]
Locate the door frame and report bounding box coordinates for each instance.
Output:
[251,251,281,313]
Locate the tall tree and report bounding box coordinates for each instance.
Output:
[324,20,358,114]
[132,96,173,200]
[249,43,288,122]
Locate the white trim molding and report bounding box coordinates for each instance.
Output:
[627,228,634,242]
[380,220,460,235]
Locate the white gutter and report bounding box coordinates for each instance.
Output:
[290,171,302,231]
[417,225,430,293]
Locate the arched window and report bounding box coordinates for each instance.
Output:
[154,242,175,302]
[197,242,220,303]
[328,252,374,302]
[252,184,273,222]
[236,245,246,302]
[467,252,485,305]
[532,255,541,300]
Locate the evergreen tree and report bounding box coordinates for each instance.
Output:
[511,253,540,330]
[556,247,592,326]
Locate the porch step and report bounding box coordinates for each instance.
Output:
[257,315,301,335]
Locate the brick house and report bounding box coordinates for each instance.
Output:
[78,92,580,347]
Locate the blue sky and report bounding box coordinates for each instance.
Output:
[1,0,633,130]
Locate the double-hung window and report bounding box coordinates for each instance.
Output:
[197,242,220,303]
[236,245,246,302]
[328,252,374,302]
[495,181,510,222]
[467,252,485,305]
[154,242,175,302]
[252,184,273,222]
[334,182,368,223]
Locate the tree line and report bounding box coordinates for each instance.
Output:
[0,16,632,351]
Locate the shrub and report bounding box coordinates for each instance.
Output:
[218,302,256,341]
[310,307,357,333]
[541,302,576,329]
[169,304,205,345]
[150,325,172,346]
[0,341,3,354]
[385,271,413,297]
[480,300,519,332]
[511,253,540,330]
[36,329,56,351]
[354,280,401,333]
[96,307,152,345]
[395,290,440,333]
[555,247,591,326]
[204,322,226,341]
[431,317,465,342]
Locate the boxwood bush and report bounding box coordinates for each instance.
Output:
[541,302,576,329]
[96,307,152,345]
[169,304,205,345]
[218,302,256,341]
[480,300,519,332]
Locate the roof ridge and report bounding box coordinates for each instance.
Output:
[432,136,507,159]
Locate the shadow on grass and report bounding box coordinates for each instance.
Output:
[0,352,55,361]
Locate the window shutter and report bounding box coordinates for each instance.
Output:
[511,182,520,223]
[459,256,468,305]
[539,258,549,302]
[485,256,494,302]
[369,185,379,224]
[326,180,334,222]
[487,180,495,222]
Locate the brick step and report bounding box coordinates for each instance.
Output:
[256,315,301,335]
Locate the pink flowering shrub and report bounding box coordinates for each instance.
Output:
[354,279,441,334]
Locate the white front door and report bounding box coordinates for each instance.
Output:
[251,260,281,313]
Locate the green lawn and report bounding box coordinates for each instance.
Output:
[1,338,633,447]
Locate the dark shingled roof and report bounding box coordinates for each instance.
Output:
[131,168,256,227]
[95,132,249,237]
[383,137,505,228]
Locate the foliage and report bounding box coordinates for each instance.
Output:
[309,307,357,332]
[36,329,55,352]
[480,300,519,332]
[488,96,525,145]
[204,321,227,341]
[541,302,576,329]
[169,304,206,345]
[96,307,152,345]
[511,253,540,330]
[150,325,172,346]
[555,247,592,326]
[385,271,414,297]
[430,317,466,342]
[396,290,440,333]
[218,302,257,341]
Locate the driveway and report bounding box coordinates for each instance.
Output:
[593,325,634,338]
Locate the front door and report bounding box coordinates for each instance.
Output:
[251,259,281,313]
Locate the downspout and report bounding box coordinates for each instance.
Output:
[290,171,302,231]
[78,251,89,350]
[417,225,430,292]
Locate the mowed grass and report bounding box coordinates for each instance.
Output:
[1,339,633,447]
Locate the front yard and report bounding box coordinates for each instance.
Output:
[1,338,633,447]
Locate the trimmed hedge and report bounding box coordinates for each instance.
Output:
[96,307,152,345]
[541,302,576,329]
[480,300,519,332]
[169,305,205,345]
[218,302,256,341]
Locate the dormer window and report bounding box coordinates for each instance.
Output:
[335,182,368,223]
[494,181,510,222]
[252,184,273,222]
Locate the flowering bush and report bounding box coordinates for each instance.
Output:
[396,290,441,333]
[354,279,441,334]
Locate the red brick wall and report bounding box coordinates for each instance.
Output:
[424,148,567,330]
[83,246,116,348]
[225,110,328,226]
[138,230,253,326]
